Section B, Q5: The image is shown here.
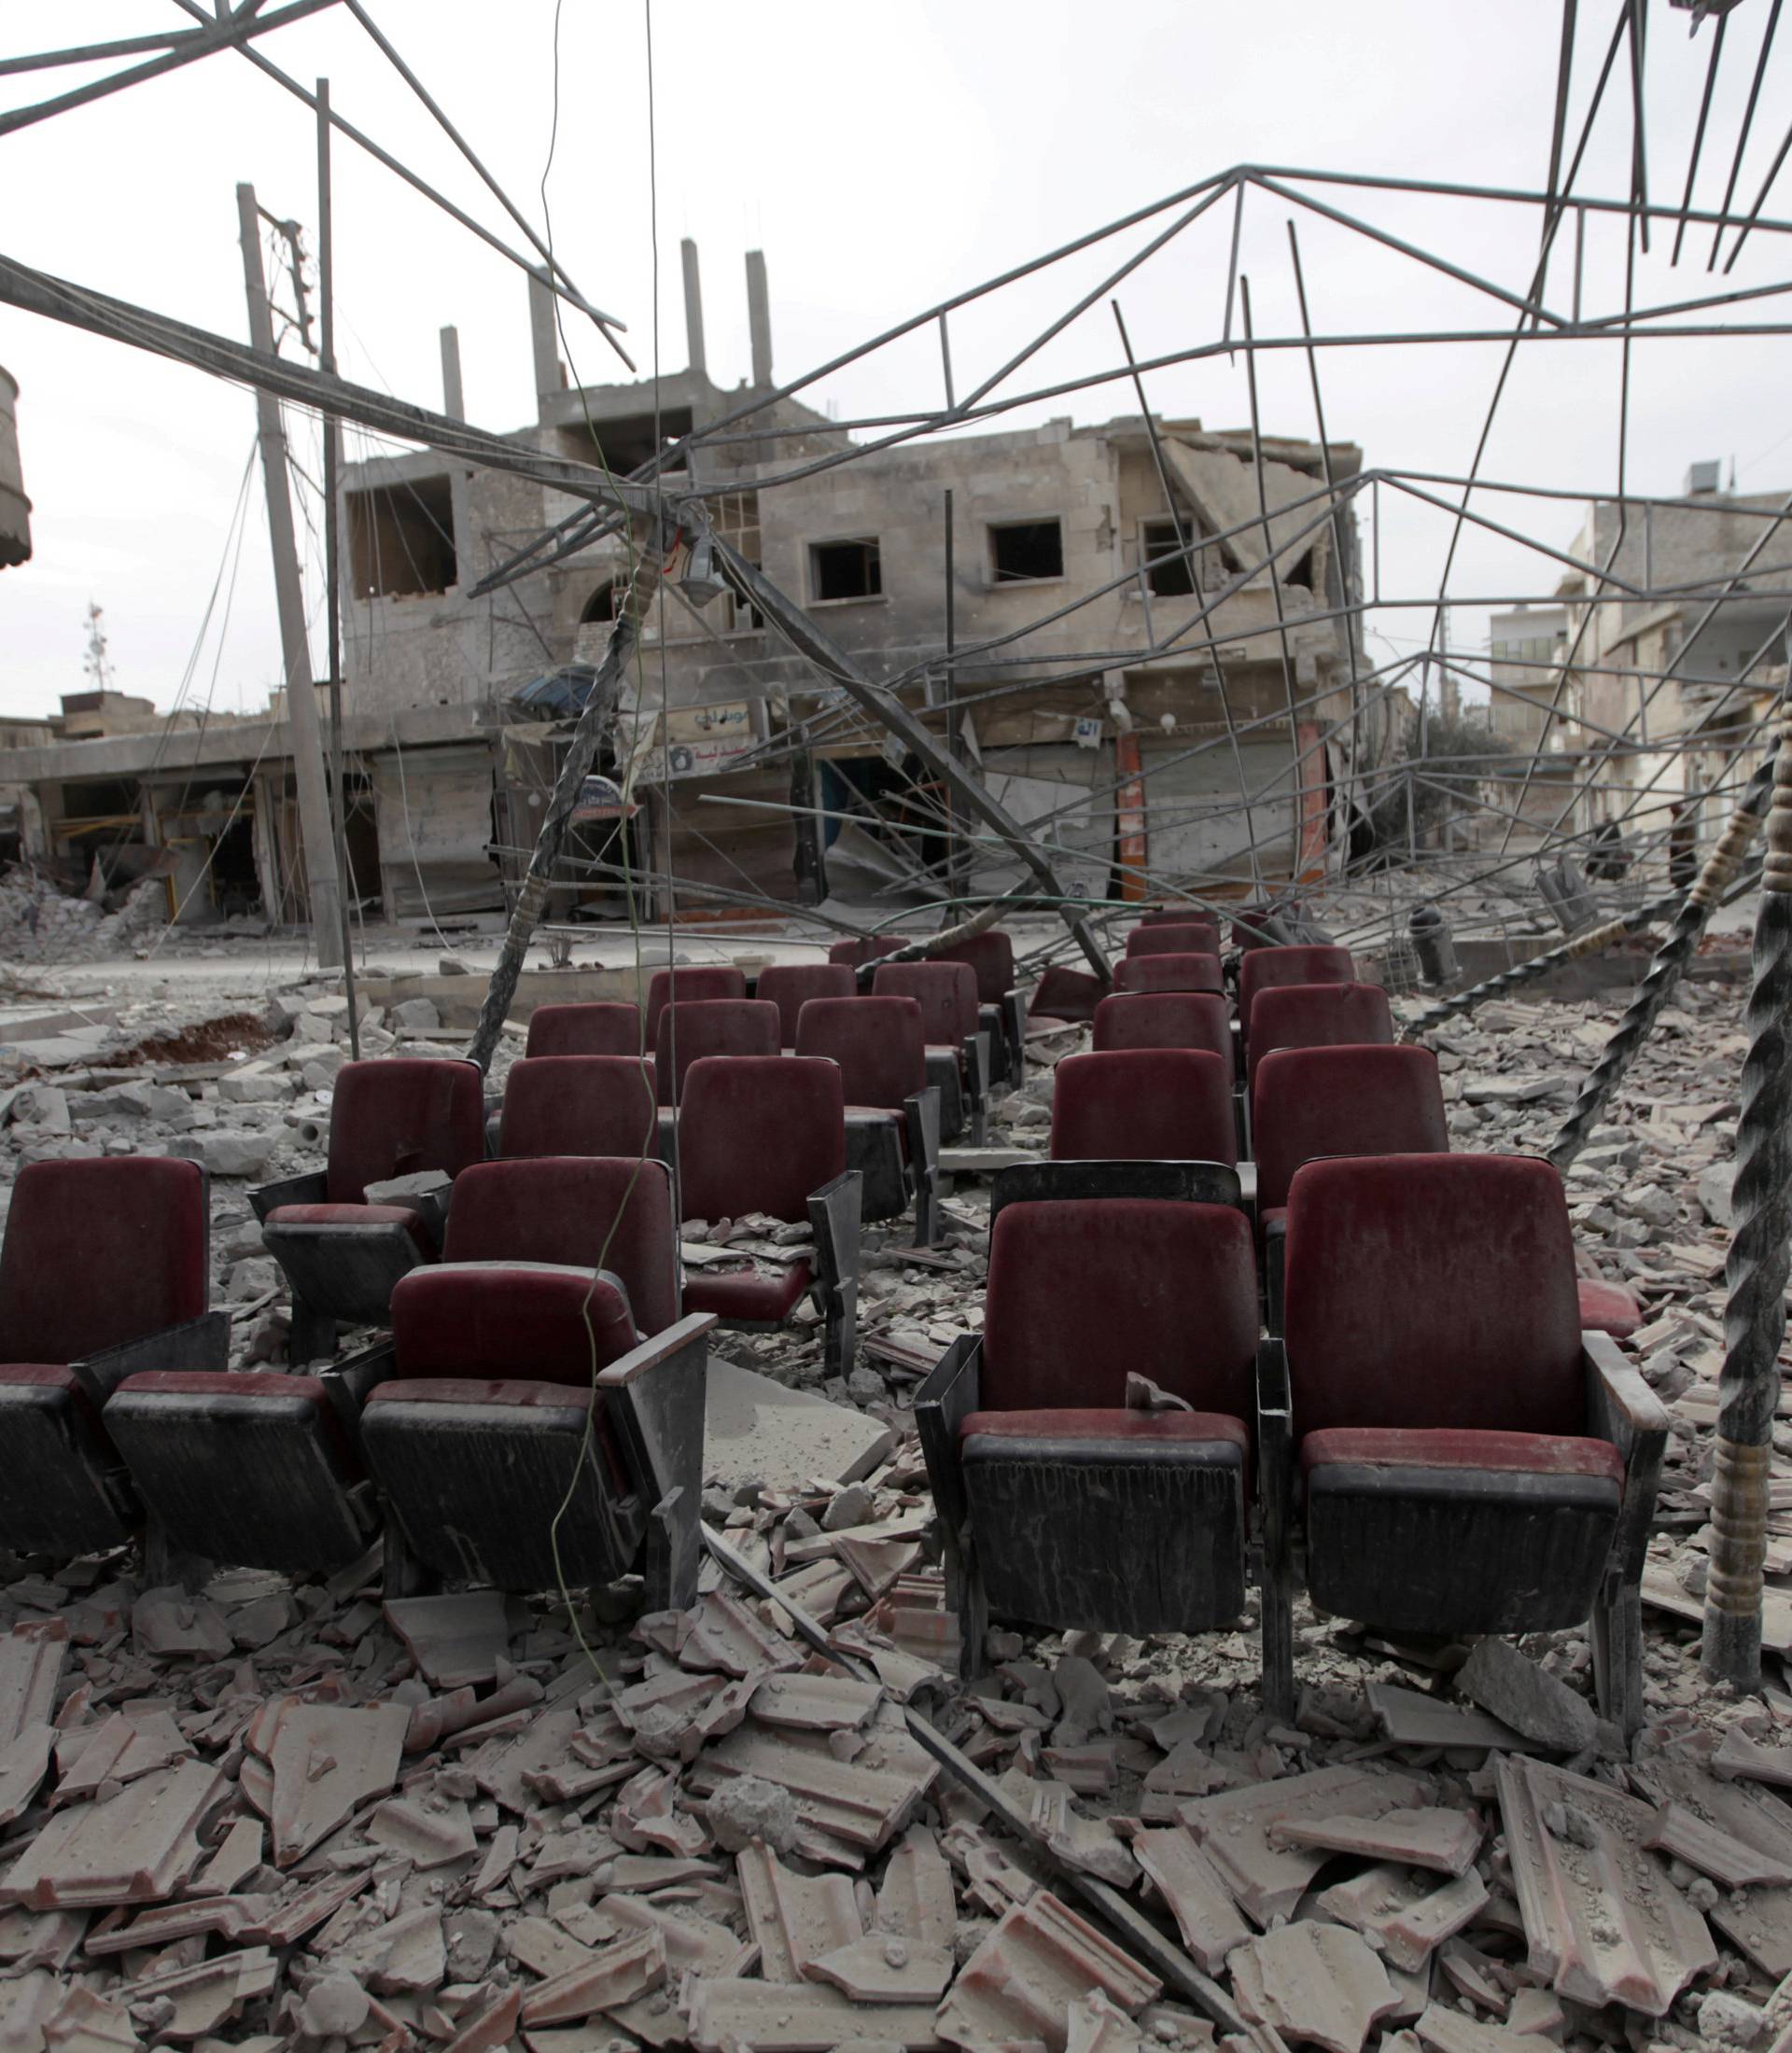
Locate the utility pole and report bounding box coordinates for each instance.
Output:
[236,178,343,968]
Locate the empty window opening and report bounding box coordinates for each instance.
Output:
[1142,519,1196,597]
[811,538,882,602]
[581,580,619,624]
[989,518,1064,583]
[1287,547,1317,592]
[348,476,457,598]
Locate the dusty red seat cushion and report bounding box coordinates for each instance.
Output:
[684,1262,814,1324]
[961,1408,1248,1455]
[390,1266,637,1387]
[1300,1426,1624,1487]
[1576,1278,1641,1339]
[266,1203,431,1247]
[113,1368,361,1474]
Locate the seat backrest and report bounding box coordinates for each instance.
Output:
[1138,905,1212,928]
[1253,1046,1449,1211]
[1232,905,1288,953]
[1282,1153,1585,1438]
[498,1056,657,1161]
[1246,981,1393,1095]
[326,1058,486,1204]
[678,1056,847,1224]
[794,995,927,1109]
[524,1001,643,1059]
[390,1264,637,1388]
[981,1197,1257,1418]
[1238,946,1355,1038]
[827,935,903,971]
[644,966,748,1050]
[1126,921,1221,959]
[442,1155,679,1333]
[0,1157,209,1362]
[1050,1049,1237,1166]
[653,999,780,1106]
[1093,991,1230,1059]
[873,961,980,1044]
[756,964,855,1048]
[933,930,1016,1003]
[1029,965,1105,1023]
[1113,952,1223,997]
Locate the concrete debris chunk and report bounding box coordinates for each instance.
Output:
[1276,1805,1483,1877]
[1494,1753,1717,2016]
[1228,1921,1400,2053]
[935,1891,1159,2051]
[704,1358,895,1493]
[1454,1638,1597,1754]
[1,1760,226,1910]
[383,1591,513,1687]
[688,1720,937,1859]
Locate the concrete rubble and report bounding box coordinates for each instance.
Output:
[0,954,1789,2046]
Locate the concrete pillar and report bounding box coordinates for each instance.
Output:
[746,249,773,388]
[680,239,707,378]
[439,324,465,419]
[528,266,561,411]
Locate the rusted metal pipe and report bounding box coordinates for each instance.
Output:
[1704,712,1792,1689]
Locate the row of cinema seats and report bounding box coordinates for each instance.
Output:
[0,913,1662,1722]
[915,922,1662,1730]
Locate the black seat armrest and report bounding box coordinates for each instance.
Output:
[916,1334,982,1556]
[74,1311,232,1407]
[250,1167,328,1225]
[1256,1334,1296,1720]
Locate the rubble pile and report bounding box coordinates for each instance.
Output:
[0,872,168,966]
[1,961,1791,2047]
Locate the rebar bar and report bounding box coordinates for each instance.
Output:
[1704,711,1792,1688]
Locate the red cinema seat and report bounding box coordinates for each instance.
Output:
[1,1158,224,1558]
[653,999,779,1106]
[873,960,988,1144]
[1264,1154,1667,1731]
[676,1056,861,1378]
[1093,991,1230,1062]
[254,1058,485,1355]
[795,995,942,1246]
[498,1056,658,1161]
[756,964,854,1048]
[643,965,747,1051]
[1126,921,1221,958]
[360,1265,713,1608]
[934,929,1027,1086]
[524,1001,643,1058]
[1246,982,1394,1103]
[1113,953,1223,998]
[1050,1049,1237,1166]
[1237,946,1354,1047]
[917,1188,1259,1660]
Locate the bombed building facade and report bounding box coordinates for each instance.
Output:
[0,253,1372,931]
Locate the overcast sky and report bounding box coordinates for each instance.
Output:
[4,0,1791,722]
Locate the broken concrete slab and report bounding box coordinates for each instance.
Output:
[1494,1753,1717,2016]
[705,1358,896,1495]
[1228,1921,1400,2053]
[1276,1806,1483,1877]
[383,1591,514,1688]
[1454,1638,1597,1754]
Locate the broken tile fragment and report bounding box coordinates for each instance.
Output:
[519,1930,665,2025]
[1317,1864,1490,1974]
[751,1670,884,1732]
[130,1586,231,1660]
[1413,2002,1558,2053]
[2,1759,227,1909]
[1228,1922,1400,2053]
[1715,1726,1792,1789]
[1276,1806,1483,1877]
[1124,1826,1250,1974]
[738,1841,863,1980]
[936,1891,1159,2050]
[1365,1681,1533,1754]
[384,1591,513,1688]
[1645,1798,1792,1887]
[875,1823,955,1949]
[808,1931,953,2003]
[0,1722,53,1828]
[366,1787,479,1868]
[251,1697,408,1865]
[0,1628,65,1749]
[687,1977,941,2051]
